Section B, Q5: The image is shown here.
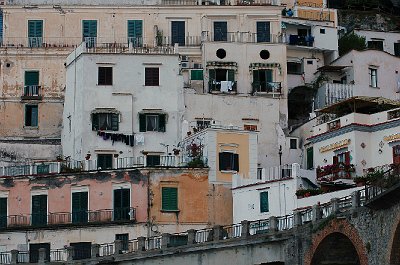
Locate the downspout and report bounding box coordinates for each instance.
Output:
[147,171,151,237]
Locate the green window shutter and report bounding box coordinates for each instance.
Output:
[82,20,97,38]
[209,69,216,81]
[233,153,239,172]
[227,69,235,81]
[72,192,88,223]
[158,114,166,132]
[0,197,7,228]
[128,20,143,38]
[162,187,178,211]
[214,21,227,41]
[253,70,260,83]
[31,105,38,127]
[111,114,119,131]
[256,21,271,42]
[32,195,47,226]
[307,147,314,169]
[191,70,203,80]
[25,71,39,86]
[139,114,146,132]
[28,20,43,38]
[265,69,273,82]
[260,192,269,213]
[92,113,99,131]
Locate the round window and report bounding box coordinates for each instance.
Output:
[216,48,226,59]
[260,50,270,60]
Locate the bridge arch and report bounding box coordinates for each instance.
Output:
[304,219,368,265]
[389,216,400,264]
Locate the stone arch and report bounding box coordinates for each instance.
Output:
[389,215,400,265]
[288,85,315,127]
[304,219,368,265]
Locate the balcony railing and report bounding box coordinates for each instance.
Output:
[0,207,136,230]
[208,80,237,93]
[21,85,42,100]
[202,31,281,44]
[316,163,355,182]
[287,34,314,47]
[252,81,281,94]
[161,0,279,5]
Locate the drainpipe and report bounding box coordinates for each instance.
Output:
[147,171,151,237]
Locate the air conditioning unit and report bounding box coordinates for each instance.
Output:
[181,61,190,69]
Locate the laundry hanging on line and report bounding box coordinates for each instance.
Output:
[97,131,135,147]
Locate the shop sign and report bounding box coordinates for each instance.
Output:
[383,133,400,142]
[319,139,350,153]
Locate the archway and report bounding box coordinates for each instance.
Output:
[288,86,315,127]
[390,221,400,265]
[311,232,360,265]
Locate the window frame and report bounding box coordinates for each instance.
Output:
[25,104,39,127]
[98,66,113,86]
[290,138,297,149]
[369,67,378,88]
[97,154,113,170]
[260,191,269,213]
[139,113,166,132]
[219,151,239,172]
[144,67,160,86]
[91,112,119,131]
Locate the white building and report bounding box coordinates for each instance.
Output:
[352,29,400,57]
[63,43,184,167]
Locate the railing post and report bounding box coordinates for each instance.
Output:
[161,233,170,249]
[91,244,100,258]
[331,198,339,215]
[269,216,278,232]
[10,250,18,264]
[30,164,34,175]
[114,240,123,254]
[293,211,302,227]
[241,220,250,238]
[38,248,46,265]
[137,237,146,251]
[312,204,322,223]
[66,246,74,262]
[213,225,223,241]
[352,190,361,209]
[187,229,196,245]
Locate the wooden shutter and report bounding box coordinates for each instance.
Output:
[25,71,39,86]
[306,147,314,169]
[191,70,203,80]
[233,153,239,171]
[393,145,400,165]
[72,192,88,223]
[265,69,273,82]
[139,114,146,132]
[28,20,43,38]
[227,69,235,81]
[333,155,338,165]
[111,114,119,131]
[162,187,178,211]
[171,21,185,46]
[32,195,47,226]
[92,113,99,131]
[256,21,270,42]
[214,21,227,41]
[82,20,97,38]
[127,20,143,38]
[219,152,232,171]
[259,192,269,213]
[158,114,166,132]
[0,197,7,228]
[344,151,350,165]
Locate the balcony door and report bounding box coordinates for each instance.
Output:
[256,21,270,43]
[0,197,6,228]
[113,188,130,221]
[72,192,88,224]
[31,195,47,226]
[253,69,273,92]
[28,20,43,47]
[171,21,185,46]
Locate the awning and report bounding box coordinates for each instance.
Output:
[317,65,349,72]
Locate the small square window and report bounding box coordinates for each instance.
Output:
[98,67,113,85]
[219,152,239,171]
[307,60,313,65]
[320,28,325,34]
[139,113,166,132]
[147,155,160,166]
[145,68,159,86]
[244,124,257,131]
[290,139,297,149]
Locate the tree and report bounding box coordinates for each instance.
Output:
[338,32,366,56]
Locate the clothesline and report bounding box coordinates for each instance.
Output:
[97,131,144,146]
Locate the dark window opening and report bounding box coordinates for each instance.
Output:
[92,113,119,131]
[29,243,50,263]
[219,152,239,171]
[116,234,129,252]
[290,139,297,149]
[214,21,227,41]
[97,154,113,170]
[320,28,325,34]
[0,197,7,228]
[162,187,178,211]
[98,67,113,85]
[287,62,302,74]
[394,43,400,57]
[147,155,161,166]
[368,40,384,51]
[216,48,226,59]
[127,20,143,47]
[113,188,130,221]
[31,195,47,226]
[196,120,211,130]
[139,113,166,132]
[260,191,269,213]
[25,105,38,127]
[253,69,275,92]
[145,67,159,86]
[171,21,185,46]
[70,242,91,260]
[257,21,271,43]
[72,192,88,224]
[28,20,43,48]
[306,147,314,170]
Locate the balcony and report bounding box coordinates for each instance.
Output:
[252,81,281,95]
[316,163,356,182]
[316,83,355,109]
[0,207,136,230]
[208,80,237,94]
[203,31,282,44]
[161,0,279,5]
[21,85,42,100]
[287,34,314,47]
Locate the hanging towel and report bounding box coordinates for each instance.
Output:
[135,134,145,145]
[220,81,229,92]
[227,81,233,91]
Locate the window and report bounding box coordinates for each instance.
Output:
[214,21,227,41]
[139,113,166,132]
[171,21,185,46]
[25,105,38,127]
[145,67,159,86]
[196,120,210,130]
[0,197,7,228]
[219,152,239,171]
[72,192,88,224]
[28,20,43,48]
[290,139,297,149]
[31,195,47,226]
[97,154,113,169]
[395,43,400,57]
[70,242,91,260]
[320,28,325,34]
[307,60,313,65]
[127,20,143,47]
[98,67,113,85]
[388,109,400,120]
[244,124,257,131]
[367,40,383,51]
[260,191,269,213]
[287,62,302,74]
[306,147,313,170]
[191,69,204,81]
[253,69,273,92]
[369,67,378,87]
[24,71,40,97]
[256,21,271,43]
[147,155,161,166]
[82,20,97,47]
[116,234,129,252]
[113,188,130,221]
[29,243,50,263]
[92,113,119,131]
[162,187,178,211]
[333,151,350,165]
